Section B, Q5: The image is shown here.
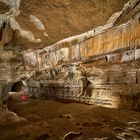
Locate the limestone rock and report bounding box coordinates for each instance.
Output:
[0,0,140,111]
[0,100,27,124]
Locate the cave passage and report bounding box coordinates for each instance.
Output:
[0,0,140,140]
[11,81,23,92]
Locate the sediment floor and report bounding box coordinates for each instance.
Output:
[0,99,140,140]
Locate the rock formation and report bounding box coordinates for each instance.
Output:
[22,1,140,110]
[0,0,140,117]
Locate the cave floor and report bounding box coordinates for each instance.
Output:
[0,99,140,140]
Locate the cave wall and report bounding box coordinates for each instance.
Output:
[0,0,139,111]
[23,14,140,110]
[24,15,140,70]
[28,61,140,110]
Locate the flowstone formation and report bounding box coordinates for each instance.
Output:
[0,0,139,120]
[24,0,140,110]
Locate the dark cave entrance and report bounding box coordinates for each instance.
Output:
[11,81,23,92]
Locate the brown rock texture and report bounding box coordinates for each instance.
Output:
[22,13,140,110]
[0,0,140,111]
[23,14,140,70]
[0,1,140,139]
[16,0,129,47]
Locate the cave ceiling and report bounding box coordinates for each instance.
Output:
[0,0,129,49]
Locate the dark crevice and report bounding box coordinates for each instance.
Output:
[0,21,7,41]
[11,81,23,92]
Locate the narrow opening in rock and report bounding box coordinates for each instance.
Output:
[11,81,23,92]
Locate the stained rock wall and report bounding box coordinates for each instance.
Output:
[24,15,140,70]
[23,14,140,110]
[24,59,140,110]
[0,0,140,111]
